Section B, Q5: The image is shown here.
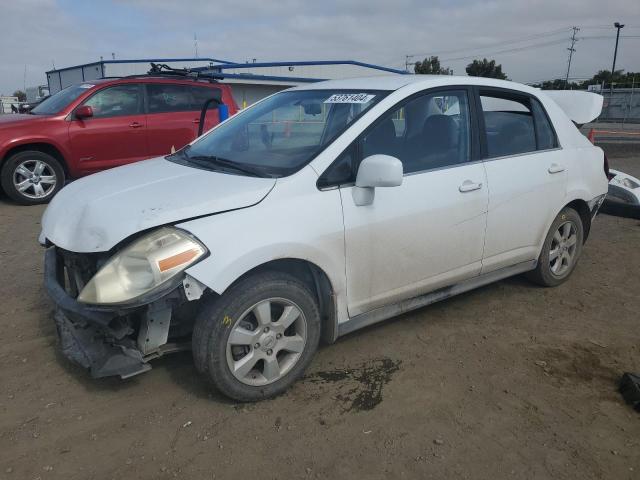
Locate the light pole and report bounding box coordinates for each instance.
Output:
[610,22,624,95]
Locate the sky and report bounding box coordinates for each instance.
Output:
[1,0,639,95]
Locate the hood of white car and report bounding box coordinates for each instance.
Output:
[41,157,276,253]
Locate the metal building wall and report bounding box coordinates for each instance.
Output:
[103,60,220,78]
[220,62,401,80]
[224,83,291,108]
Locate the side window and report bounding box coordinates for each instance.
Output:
[190,86,222,111]
[147,84,193,113]
[361,90,471,174]
[83,84,141,118]
[480,93,536,157]
[531,98,557,150]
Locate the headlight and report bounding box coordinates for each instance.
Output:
[619,177,640,189]
[78,227,207,305]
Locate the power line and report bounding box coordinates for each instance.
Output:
[405,27,570,59]
[439,38,568,62]
[578,35,640,40]
[579,25,640,29]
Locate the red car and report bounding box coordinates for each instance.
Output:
[0,76,237,204]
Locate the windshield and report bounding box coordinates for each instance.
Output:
[171,89,387,177]
[31,84,93,115]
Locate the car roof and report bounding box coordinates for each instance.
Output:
[290,74,537,95]
[80,77,224,88]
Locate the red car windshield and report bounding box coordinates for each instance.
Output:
[31,84,94,115]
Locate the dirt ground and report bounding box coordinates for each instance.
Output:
[1,147,639,480]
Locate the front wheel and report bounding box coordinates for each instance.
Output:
[0,150,65,205]
[527,207,584,287]
[192,271,321,401]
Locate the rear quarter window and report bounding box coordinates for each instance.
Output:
[531,98,558,150]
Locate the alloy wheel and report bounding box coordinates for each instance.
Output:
[13,159,57,199]
[549,221,578,277]
[226,297,307,386]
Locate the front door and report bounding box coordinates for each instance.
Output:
[68,83,147,174]
[339,89,488,316]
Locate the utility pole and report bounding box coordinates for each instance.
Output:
[564,26,579,89]
[194,33,199,58]
[405,55,415,73]
[610,22,624,95]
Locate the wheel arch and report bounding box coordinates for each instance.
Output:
[1,142,69,177]
[564,198,592,243]
[223,258,338,344]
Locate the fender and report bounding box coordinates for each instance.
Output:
[185,243,350,331]
[535,192,596,256]
[0,135,73,175]
[177,165,350,324]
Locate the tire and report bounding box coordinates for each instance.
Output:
[192,271,321,401]
[526,207,584,287]
[1,150,65,205]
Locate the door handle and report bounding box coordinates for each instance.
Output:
[129,122,143,128]
[548,163,565,174]
[192,118,201,124]
[459,180,483,193]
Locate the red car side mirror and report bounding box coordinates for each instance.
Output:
[75,105,93,120]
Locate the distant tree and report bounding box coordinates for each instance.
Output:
[531,78,579,90]
[13,90,26,102]
[533,70,640,91]
[414,56,452,75]
[579,69,638,88]
[465,58,507,79]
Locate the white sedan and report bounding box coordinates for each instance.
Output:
[40,75,608,401]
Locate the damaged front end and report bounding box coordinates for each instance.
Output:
[44,245,207,379]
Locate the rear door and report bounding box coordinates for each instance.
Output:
[478,88,567,273]
[145,83,201,156]
[68,83,147,173]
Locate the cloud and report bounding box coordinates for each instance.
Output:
[1,0,639,94]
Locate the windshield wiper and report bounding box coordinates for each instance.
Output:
[185,154,263,177]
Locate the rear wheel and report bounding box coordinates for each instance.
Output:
[192,271,321,401]
[527,207,584,287]
[1,150,65,205]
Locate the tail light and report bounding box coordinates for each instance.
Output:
[604,154,614,181]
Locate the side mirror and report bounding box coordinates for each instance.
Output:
[75,105,93,120]
[353,154,403,206]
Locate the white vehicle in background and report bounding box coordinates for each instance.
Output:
[40,76,608,401]
[602,169,640,219]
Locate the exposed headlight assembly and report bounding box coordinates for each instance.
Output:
[78,227,207,305]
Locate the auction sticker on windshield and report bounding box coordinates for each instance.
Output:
[324,93,376,104]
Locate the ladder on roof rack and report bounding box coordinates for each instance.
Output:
[145,63,224,82]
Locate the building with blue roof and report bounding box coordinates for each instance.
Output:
[46,57,408,108]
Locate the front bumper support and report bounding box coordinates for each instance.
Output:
[45,247,153,379]
[55,309,151,378]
